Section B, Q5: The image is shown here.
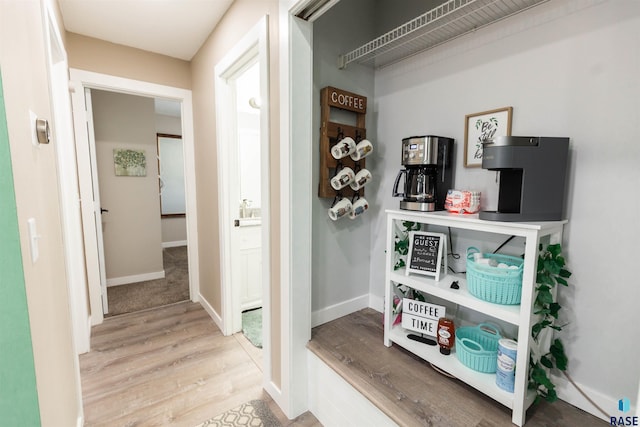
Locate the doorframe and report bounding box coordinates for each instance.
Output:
[69,68,200,326]
[277,0,315,418]
[42,0,90,358]
[215,15,270,338]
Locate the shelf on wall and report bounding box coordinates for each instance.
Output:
[388,325,521,408]
[390,270,521,326]
[338,0,549,69]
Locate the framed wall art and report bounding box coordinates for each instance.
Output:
[464,106,513,167]
[113,149,147,176]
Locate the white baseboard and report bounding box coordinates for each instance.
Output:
[162,240,187,248]
[307,351,396,426]
[552,372,625,422]
[311,294,370,328]
[106,270,165,287]
[198,293,223,333]
[264,380,285,416]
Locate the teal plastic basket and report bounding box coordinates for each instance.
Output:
[466,247,524,305]
[455,323,502,373]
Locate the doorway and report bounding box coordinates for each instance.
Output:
[87,89,190,316]
[215,16,271,350]
[69,69,200,327]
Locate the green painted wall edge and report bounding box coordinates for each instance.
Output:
[0,70,42,425]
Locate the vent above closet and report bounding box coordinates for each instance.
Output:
[338,0,549,69]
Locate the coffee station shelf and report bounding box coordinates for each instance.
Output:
[389,269,520,325]
[384,209,566,426]
[338,0,548,69]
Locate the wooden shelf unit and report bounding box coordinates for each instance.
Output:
[383,209,566,426]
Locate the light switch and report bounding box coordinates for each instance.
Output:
[27,218,41,263]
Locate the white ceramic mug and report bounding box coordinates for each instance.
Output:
[328,197,352,221]
[349,168,372,191]
[331,137,356,160]
[330,166,355,190]
[349,197,369,219]
[350,139,373,161]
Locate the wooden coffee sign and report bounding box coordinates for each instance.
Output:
[325,86,367,114]
[406,231,447,280]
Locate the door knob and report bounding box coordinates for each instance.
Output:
[100,208,109,214]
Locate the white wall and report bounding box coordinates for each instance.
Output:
[370,0,639,415]
[92,89,164,280]
[312,0,377,321]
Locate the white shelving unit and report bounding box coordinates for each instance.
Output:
[339,0,549,69]
[383,209,566,426]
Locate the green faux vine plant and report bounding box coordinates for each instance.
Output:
[528,243,572,403]
[393,221,421,270]
[391,221,427,325]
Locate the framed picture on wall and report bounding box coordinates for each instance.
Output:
[464,106,513,167]
[113,149,147,176]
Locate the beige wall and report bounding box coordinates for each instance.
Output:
[190,0,281,387]
[66,32,192,89]
[92,90,164,280]
[156,114,187,244]
[0,0,81,425]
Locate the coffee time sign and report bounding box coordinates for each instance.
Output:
[402,299,446,337]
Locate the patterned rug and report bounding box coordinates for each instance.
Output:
[196,400,281,427]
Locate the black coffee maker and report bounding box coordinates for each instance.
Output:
[393,135,454,211]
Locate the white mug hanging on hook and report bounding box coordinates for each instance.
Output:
[328,196,352,221]
[331,136,356,160]
[350,168,372,191]
[330,166,355,191]
[349,196,369,219]
[350,139,373,161]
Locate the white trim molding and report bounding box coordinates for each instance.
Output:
[279,0,315,418]
[162,240,187,248]
[311,294,369,328]
[198,294,224,333]
[553,373,620,423]
[307,351,395,426]
[106,271,165,287]
[68,68,200,321]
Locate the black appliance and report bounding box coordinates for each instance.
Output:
[480,136,569,221]
[393,135,454,211]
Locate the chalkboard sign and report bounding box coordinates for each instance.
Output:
[406,232,447,280]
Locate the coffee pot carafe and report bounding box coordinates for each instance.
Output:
[392,136,454,212]
[393,166,437,210]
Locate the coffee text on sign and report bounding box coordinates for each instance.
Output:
[331,91,365,111]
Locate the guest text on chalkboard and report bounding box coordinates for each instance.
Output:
[406,232,447,280]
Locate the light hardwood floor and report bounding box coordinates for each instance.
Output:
[308,308,607,427]
[80,301,319,427]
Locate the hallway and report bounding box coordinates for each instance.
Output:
[79,301,318,426]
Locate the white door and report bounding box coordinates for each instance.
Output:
[72,87,109,318]
[234,60,263,313]
[84,89,109,314]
